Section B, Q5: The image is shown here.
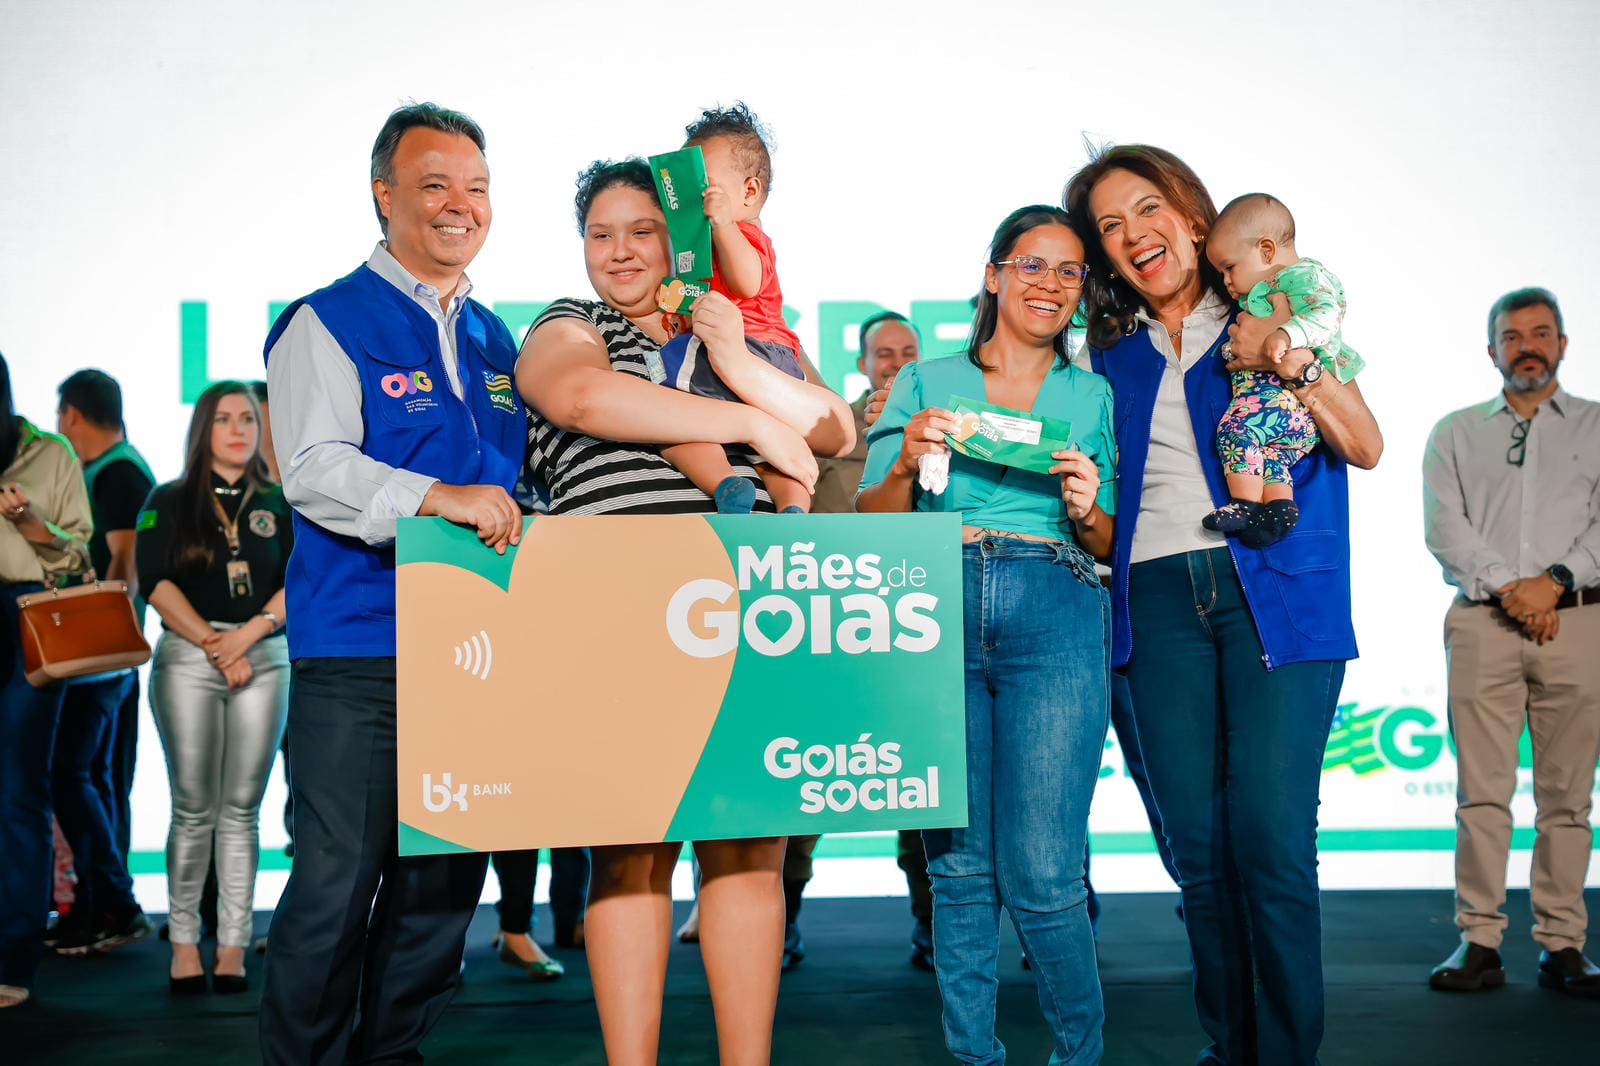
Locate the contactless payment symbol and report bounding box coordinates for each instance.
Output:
[452,629,494,681]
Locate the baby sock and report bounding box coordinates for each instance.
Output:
[780,505,807,514]
[714,476,757,515]
[1240,499,1300,549]
[1202,500,1260,535]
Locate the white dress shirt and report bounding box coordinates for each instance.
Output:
[1075,292,1231,564]
[266,242,473,546]
[1423,387,1600,599]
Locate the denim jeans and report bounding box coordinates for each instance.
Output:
[924,538,1110,1066]
[53,672,140,925]
[1,582,68,988]
[1124,549,1344,1066]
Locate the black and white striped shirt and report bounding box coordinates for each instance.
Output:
[523,299,773,515]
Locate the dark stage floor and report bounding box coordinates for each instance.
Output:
[2,889,1594,1064]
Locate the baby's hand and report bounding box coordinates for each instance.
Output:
[703,185,736,229]
[1266,329,1291,364]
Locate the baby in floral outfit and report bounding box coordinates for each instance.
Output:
[1201,192,1364,547]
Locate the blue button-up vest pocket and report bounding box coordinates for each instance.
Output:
[1257,529,1347,641]
[458,330,520,423]
[362,341,449,429]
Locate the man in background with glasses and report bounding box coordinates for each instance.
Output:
[1423,286,1600,998]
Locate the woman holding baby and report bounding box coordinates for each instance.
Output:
[1062,145,1382,1065]
[515,157,854,1065]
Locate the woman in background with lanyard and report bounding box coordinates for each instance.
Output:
[137,380,292,995]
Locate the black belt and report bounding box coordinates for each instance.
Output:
[1464,587,1600,611]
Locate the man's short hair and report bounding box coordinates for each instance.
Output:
[684,101,773,193]
[369,102,487,235]
[1487,287,1564,344]
[58,368,123,429]
[858,311,920,358]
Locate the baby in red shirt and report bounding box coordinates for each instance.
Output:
[657,104,809,514]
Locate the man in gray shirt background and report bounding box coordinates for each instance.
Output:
[1423,286,1600,998]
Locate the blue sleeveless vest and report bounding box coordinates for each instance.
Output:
[1090,322,1357,671]
[264,264,525,659]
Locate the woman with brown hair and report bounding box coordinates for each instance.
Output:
[516,158,854,1065]
[138,380,292,994]
[1062,145,1381,1065]
[859,204,1115,1065]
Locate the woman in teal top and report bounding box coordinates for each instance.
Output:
[859,206,1114,1066]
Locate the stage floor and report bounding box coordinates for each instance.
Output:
[3,889,1594,1064]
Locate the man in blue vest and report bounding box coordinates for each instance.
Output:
[259,102,526,1065]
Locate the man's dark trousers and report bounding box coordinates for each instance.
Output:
[259,657,488,1065]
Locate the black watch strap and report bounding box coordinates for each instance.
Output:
[1283,359,1322,389]
[1547,564,1575,592]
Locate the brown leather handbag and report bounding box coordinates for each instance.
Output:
[15,581,151,687]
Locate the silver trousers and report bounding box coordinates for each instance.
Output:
[148,627,289,947]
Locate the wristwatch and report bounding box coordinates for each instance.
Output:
[1282,359,1323,390]
[1546,564,1575,593]
[258,609,281,633]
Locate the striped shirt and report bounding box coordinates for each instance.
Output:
[523,299,773,515]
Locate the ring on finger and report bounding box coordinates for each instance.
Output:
[1220,341,1235,361]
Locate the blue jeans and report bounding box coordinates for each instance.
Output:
[1124,549,1344,1066]
[54,672,140,924]
[924,539,1110,1066]
[1086,670,1180,933]
[0,582,68,988]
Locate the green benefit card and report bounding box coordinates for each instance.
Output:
[648,146,714,315]
[944,395,1073,476]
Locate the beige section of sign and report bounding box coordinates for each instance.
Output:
[397,516,737,850]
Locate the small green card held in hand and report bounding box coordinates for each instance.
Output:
[648,146,714,314]
[943,395,1073,475]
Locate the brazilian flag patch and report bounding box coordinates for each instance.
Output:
[136,509,158,531]
[483,371,516,414]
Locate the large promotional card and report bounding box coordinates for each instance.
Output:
[395,513,968,855]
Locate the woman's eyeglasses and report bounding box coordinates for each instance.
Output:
[994,256,1091,289]
[1507,417,1531,467]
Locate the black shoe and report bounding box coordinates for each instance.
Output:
[212,972,249,995]
[909,920,934,972]
[51,915,106,958]
[1537,948,1600,998]
[169,974,208,996]
[93,910,155,952]
[1429,942,1505,991]
[781,923,806,973]
[45,910,92,953]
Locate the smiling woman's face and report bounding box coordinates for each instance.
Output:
[1088,167,1205,309]
[985,222,1086,346]
[583,185,670,318]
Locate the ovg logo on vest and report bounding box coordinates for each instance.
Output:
[381,370,440,415]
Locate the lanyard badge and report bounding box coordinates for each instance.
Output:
[212,482,258,600]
